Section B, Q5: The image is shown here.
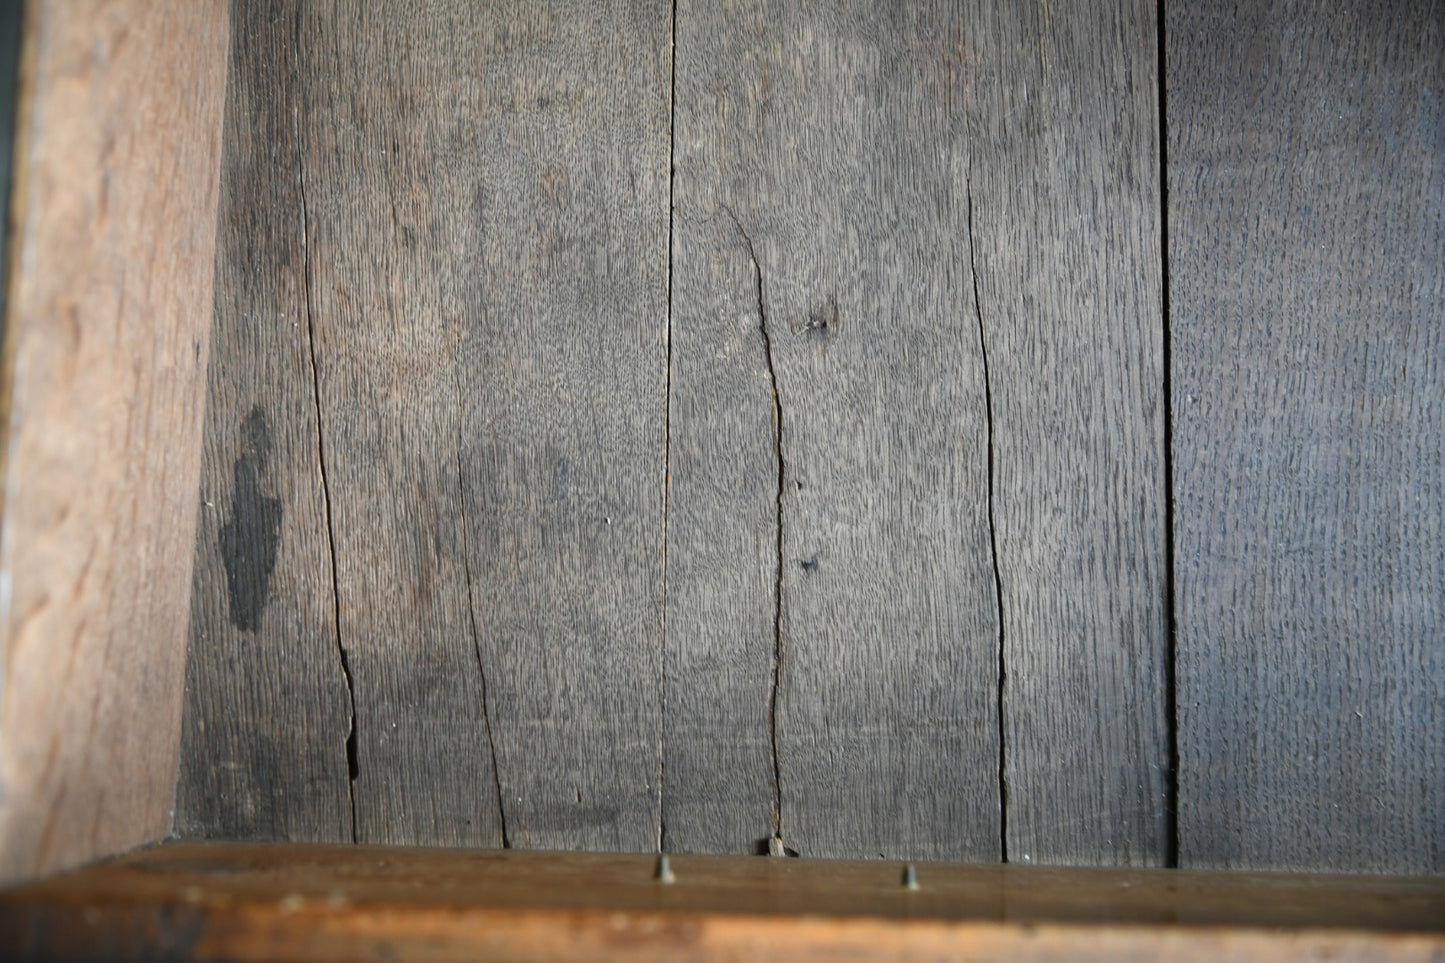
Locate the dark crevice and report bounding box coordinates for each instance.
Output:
[657,0,679,856]
[723,205,785,844]
[293,8,358,846]
[1157,0,1180,870]
[966,156,1008,865]
[454,438,511,848]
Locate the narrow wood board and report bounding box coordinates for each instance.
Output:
[452,0,672,851]
[1,842,1441,962]
[0,0,229,883]
[292,0,671,848]
[1169,0,1444,873]
[667,0,1002,861]
[176,0,354,844]
[968,0,1170,865]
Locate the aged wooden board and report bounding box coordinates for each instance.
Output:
[968,0,1170,865]
[1,842,1442,962]
[176,0,354,844]
[667,0,1001,860]
[0,0,229,883]
[290,0,670,849]
[452,0,671,851]
[296,0,505,847]
[1169,0,1444,873]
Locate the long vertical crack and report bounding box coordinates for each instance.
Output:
[293,10,358,845]
[966,157,1009,864]
[453,430,511,848]
[723,207,785,843]
[657,0,679,856]
[1156,0,1180,868]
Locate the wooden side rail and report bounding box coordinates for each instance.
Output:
[1,842,1441,961]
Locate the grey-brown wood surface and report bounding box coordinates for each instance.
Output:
[183,0,1171,862]
[177,0,354,844]
[298,0,504,848]
[447,0,671,850]
[970,0,1170,865]
[1169,0,1444,874]
[182,0,669,851]
[666,1,1003,860]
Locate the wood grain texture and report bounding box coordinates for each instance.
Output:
[297,0,504,847]
[176,0,354,844]
[0,0,230,883]
[0,0,19,304]
[1169,0,1444,874]
[1,841,1442,962]
[453,0,671,851]
[968,0,1170,865]
[290,0,671,849]
[667,0,1001,860]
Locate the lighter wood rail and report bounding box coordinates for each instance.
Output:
[1,841,1441,961]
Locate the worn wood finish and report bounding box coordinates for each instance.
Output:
[667,0,1002,861]
[450,0,671,851]
[2,842,1442,961]
[1170,0,1444,874]
[968,0,1170,865]
[0,0,229,883]
[296,0,504,847]
[288,0,671,849]
[176,0,354,844]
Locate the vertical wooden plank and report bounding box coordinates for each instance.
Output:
[294,0,670,849]
[967,0,1170,866]
[297,0,502,847]
[0,0,20,303]
[455,0,671,851]
[0,0,229,881]
[1170,0,1444,873]
[668,0,1002,859]
[176,0,353,843]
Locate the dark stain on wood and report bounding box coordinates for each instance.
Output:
[219,407,282,633]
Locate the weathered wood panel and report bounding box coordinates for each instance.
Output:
[452,0,672,851]
[969,0,1170,866]
[668,0,1002,860]
[0,0,229,882]
[285,0,670,849]
[1170,0,1444,874]
[176,0,354,844]
[0,0,19,303]
[296,0,506,847]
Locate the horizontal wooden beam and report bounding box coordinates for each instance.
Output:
[1,842,1441,961]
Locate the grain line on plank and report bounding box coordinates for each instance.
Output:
[453,390,510,848]
[966,157,1008,864]
[292,7,358,845]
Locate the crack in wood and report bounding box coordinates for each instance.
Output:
[293,8,359,846]
[454,421,511,848]
[657,0,680,857]
[966,159,1009,863]
[722,206,786,845]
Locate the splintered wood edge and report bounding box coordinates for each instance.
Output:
[1,842,1441,961]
